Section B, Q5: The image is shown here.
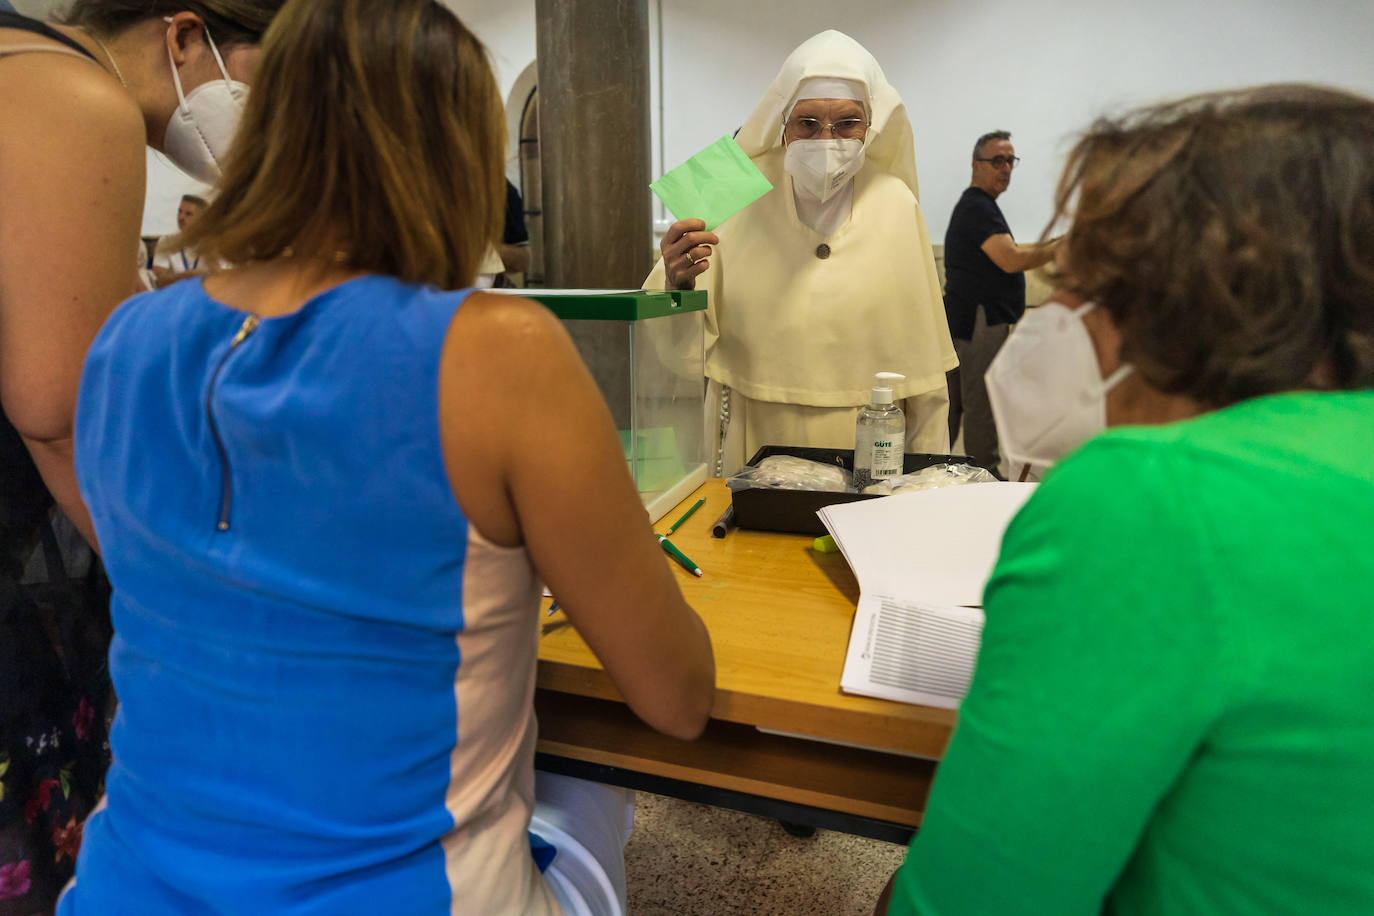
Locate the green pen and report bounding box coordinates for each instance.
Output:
[656,534,703,577]
[666,498,706,535]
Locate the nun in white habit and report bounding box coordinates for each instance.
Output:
[647,30,957,475]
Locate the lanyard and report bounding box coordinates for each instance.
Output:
[180,249,200,271]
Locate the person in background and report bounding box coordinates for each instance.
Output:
[497,178,531,284]
[943,130,1058,470]
[151,192,211,286]
[651,30,956,475]
[136,237,157,291]
[64,1,714,913]
[878,84,1374,915]
[0,2,278,910]
[476,181,529,289]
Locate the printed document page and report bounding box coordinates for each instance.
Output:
[840,594,984,709]
[819,483,1036,707]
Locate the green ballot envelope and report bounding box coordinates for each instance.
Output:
[650,135,773,231]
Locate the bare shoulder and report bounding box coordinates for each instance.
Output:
[439,289,590,435]
[0,46,142,150]
[446,291,569,357]
[456,291,559,329]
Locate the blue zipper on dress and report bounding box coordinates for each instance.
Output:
[206,315,260,531]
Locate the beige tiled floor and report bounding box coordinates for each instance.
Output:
[624,792,905,915]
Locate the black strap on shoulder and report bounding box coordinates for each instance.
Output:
[0,11,99,61]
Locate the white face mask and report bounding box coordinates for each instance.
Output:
[162,21,248,184]
[783,139,866,204]
[985,302,1133,469]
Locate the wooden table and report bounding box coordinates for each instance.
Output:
[536,479,955,840]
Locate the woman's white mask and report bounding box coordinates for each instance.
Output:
[985,302,1133,469]
[783,139,866,204]
[162,20,248,184]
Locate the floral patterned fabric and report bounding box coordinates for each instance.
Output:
[1,418,112,915]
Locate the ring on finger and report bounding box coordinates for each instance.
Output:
[686,251,699,266]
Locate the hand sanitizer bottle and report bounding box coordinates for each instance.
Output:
[853,372,906,491]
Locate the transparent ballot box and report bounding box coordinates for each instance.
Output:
[519,289,708,523]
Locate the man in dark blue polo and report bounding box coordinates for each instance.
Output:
[943,130,1059,468]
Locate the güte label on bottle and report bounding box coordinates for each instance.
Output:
[872,439,901,478]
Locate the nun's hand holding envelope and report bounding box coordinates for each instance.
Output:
[659,219,719,290]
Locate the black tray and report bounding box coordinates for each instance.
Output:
[729,445,996,536]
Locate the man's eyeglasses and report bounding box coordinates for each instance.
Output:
[975,155,1021,169]
[784,117,869,140]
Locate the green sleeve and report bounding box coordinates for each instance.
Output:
[888,437,1230,915]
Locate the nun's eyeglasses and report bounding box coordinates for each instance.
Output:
[784,117,869,140]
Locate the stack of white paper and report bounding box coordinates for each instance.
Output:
[819,483,1036,709]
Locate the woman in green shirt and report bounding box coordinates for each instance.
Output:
[881,84,1374,915]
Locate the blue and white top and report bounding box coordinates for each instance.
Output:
[64,276,561,914]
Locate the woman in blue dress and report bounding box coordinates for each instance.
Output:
[63,0,716,913]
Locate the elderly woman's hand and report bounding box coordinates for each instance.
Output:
[660,219,719,290]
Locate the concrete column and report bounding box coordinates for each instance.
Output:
[535,0,652,289]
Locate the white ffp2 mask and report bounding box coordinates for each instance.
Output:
[783,139,866,203]
[162,22,248,184]
[985,302,1133,469]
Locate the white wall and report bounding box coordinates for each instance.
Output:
[460,0,1374,242]
[143,151,212,237]
[446,0,659,188]
[446,0,537,107]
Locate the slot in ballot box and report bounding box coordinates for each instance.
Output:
[507,288,709,523]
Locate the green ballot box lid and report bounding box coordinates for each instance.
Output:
[511,288,707,321]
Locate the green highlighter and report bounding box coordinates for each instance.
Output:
[812,535,840,554]
[650,135,773,231]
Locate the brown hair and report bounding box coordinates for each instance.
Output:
[182,194,208,207]
[1053,84,1374,405]
[182,0,504,290]
[62,1,282,46]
